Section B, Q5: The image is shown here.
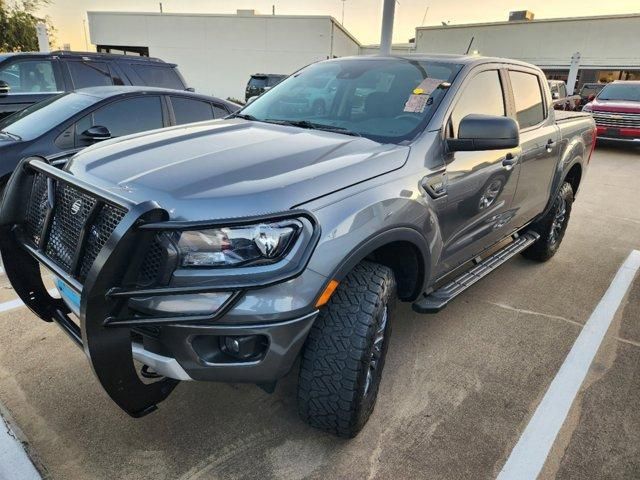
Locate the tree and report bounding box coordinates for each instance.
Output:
[0,0,55,52]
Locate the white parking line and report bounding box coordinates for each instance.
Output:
[497,249,640,480]
[0,289,59,314]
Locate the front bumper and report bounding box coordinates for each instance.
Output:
[596,125,640,142]
[0,158,320,417]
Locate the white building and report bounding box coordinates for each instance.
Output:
[415,13,640,88]
[88,10,361,100]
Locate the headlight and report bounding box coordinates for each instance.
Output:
[177,221,300,268]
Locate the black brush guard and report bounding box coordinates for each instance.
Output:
[0,159,312,417]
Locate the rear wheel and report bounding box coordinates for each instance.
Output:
[522,181,574,262]
[297,261,396,438]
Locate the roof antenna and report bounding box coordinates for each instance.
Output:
[464,36,475,54]
[421,5,429,26]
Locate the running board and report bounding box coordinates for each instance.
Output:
[412,231,540,314]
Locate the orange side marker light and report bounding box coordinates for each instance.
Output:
[315,280,340,308]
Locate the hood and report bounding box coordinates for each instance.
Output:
[589,98,640,114]
[67,119,410,220]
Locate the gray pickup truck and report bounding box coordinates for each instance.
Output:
[0,54,595,437]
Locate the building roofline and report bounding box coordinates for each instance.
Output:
[416,12,640,31]
[87,10,361,46]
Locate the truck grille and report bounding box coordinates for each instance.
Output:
[26,173,127,282]
[592,111,640,129]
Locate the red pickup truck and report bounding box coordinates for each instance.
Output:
[582,80,640,143]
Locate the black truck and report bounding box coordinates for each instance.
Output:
[0,51,190,119]
[0,54,596,437]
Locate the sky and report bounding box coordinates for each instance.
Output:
[39,0,640,50]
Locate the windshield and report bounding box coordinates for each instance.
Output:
[240,58,463,144]
[0,92,98,140]
[597,83,640,102]
[249,77,268,88]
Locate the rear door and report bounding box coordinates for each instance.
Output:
[506,69,560,226]
[435,66,522,275]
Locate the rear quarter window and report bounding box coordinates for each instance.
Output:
[132,65,184,89]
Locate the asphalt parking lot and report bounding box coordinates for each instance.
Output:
[0,143,638,480]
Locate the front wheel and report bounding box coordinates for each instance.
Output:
[297,261,396,438]
[522,181,574,262]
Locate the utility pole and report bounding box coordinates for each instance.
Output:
[380,0,396,55]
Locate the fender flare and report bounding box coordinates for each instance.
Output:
[539,153,584,221]
[324,226,432,301]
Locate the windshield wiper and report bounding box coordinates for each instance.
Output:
[228,112,259,121]
[0,130,21,141]
[265,119,361,137]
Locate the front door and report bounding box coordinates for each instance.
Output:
[0,58,62,119]
[435,67,522,276]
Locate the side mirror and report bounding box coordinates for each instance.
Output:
[0,80,10,95]
[81,125,112,142]
[551,91,560,100]
[447,114,519,152]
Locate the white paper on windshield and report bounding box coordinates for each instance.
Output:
[403,78,445,113]
[404,94,429,113]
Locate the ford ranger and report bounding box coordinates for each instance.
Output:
[0,55,596,438]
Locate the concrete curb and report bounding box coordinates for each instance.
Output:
[0,404,42,480]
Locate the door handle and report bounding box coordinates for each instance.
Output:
[502,152,519,169]
[546,139,555,152]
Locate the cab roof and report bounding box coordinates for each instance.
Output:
[334,53,542,70]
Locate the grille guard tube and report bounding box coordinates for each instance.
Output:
[0,159,178,418]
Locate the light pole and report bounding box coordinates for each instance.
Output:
[380,0,396,55]
[341,0,347,25]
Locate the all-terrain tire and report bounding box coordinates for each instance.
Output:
[297,261,396,438]
[522,181,574,262]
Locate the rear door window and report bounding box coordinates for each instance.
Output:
[509,71,545,129]
[0,59,59,92]
[132,65,184,89]
[66,61,113,89]
[171,97,215,124]
[75,96,164,145]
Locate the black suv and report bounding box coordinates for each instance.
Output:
[245,73,286,102]
[0,51,189,119]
